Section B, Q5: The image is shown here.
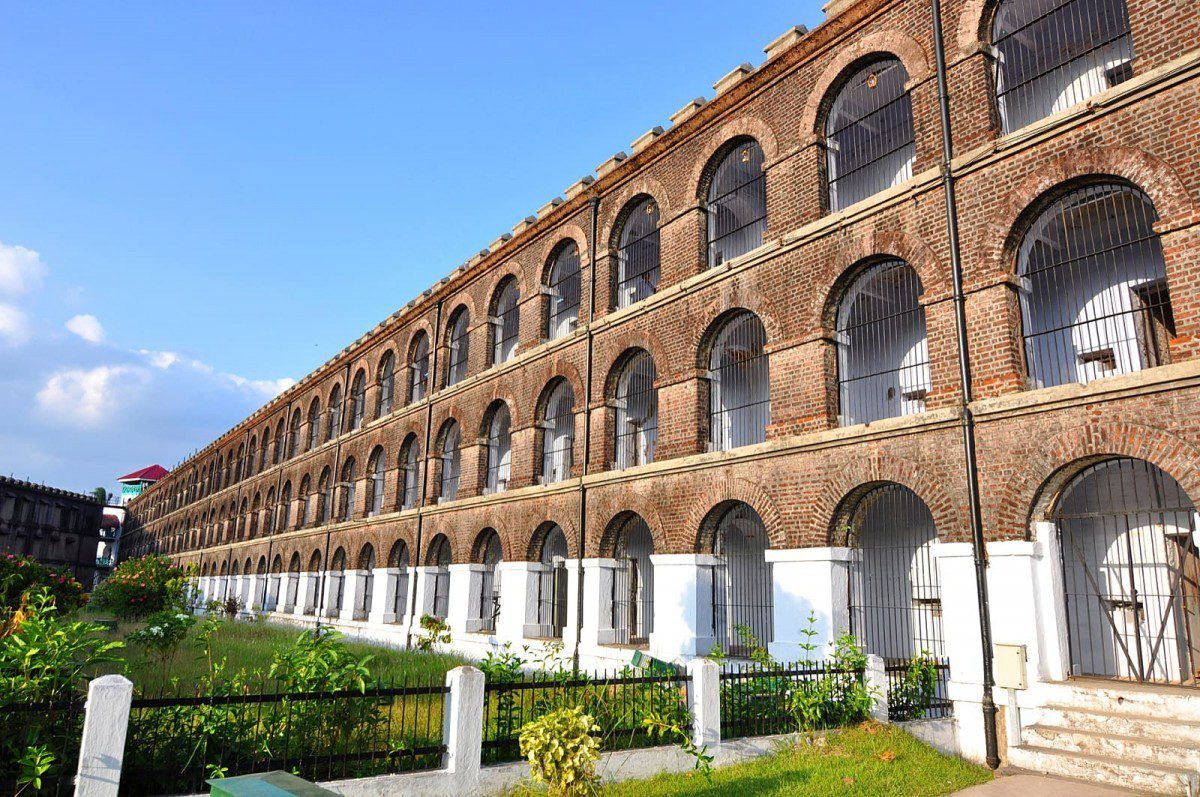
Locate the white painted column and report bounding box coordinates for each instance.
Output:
[931,542,988,764]
[451,564,487,634]
[322,573,344,618]
[866,653,889,723]
[442,665,484,788]
[244,575,263,612]
[1031,521,1070,683]
[369,566,399,624]
[278,572,297,613]
[764,547,854,662]
[414,566,440,619]
[75,674,134,797]
[265,574,280,612]
[687,658,721,750]
[340,569,366,621]
[579,558,616,648]
[295,572,317,615]
[496,561,539,642]
[648,554,717,659]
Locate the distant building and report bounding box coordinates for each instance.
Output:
[0,475,104,585]
[116,465,168,506]
[95,505,125,584]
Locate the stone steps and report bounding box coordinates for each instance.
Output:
[1007,744,1198,796]
[1023,723,1200,769]
[1038,681,1200,721]
[1036,703,1200,745]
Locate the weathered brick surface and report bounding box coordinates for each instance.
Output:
[124,0,1200,573]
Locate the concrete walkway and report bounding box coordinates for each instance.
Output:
[956,773,1148,795]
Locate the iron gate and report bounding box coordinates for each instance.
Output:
[1057,458,1200,685]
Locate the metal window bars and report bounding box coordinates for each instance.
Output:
[540,381,575,484]
[1018,183,1172,390]
[836,259,931,426]
[307,400,321,450]
[616,197,661,308]
[368,454,385,516]
[427,536,452,619]
[350,371,366,431]
[825,58,915,212]
[709,312,771,452]
[359,547,376,616]
[535,526,570,638]
[992,0,1135,134]
[610,515,655,645]
[706,141,767,267]
[475,531,503,633]
[400,439,421,510]
[378,353,395,416]
[613,351,658,469]
[390,542,411,622]
[491,280,520,364]
[484,404,512,494]
[446,307,470,386]
[439,423,461,501]
[546,243,581,340]
[327,387,342,441]
[707,503,774,657]
[1054,457,1200,686]
[409,334,430,403]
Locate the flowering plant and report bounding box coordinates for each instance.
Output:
[0,554,86,621]
[92,555,195,619]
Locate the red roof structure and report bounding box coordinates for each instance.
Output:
[116,464,169,483]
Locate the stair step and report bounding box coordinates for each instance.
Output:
[1038,704,1200,745]
[1008,745,1198,796]
[1042,681,1200,721]
[1024,723,1200,769]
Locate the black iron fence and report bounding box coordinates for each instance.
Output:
[719,661,866,739]
[119,677,447,796]
[0,697,86,796]
[481,668,691,764]
[885,657,953,722]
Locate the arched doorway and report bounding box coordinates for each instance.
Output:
[701,502,773,657]
[608,514,655,646]
[1054,457,1199,685]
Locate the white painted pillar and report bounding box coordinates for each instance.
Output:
[764,547,853,662]
[442,665,484,787]
[451,564,488,634]
[295,572,317,615]
[415,566,440,619]
[931,542,988,764]
[687,658,721,750]
[369,567,399,624]
[244,576,263,612]
[1031,521,1070,682]
[496,561,539,642]
[568,558,612,651]
[75,674,134,797]
[340,569,366,621]
[322,573,344,618]
[265,574,280,612]
[278,572,297,613]
[648,554,717,659]
[866,653,889,723]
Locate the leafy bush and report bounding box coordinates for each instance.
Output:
[787,632,876,731]
[92,555,193,619]
[0,554,86,621]
[888,652,939,721]
[221,595,244,618]
[125,610,197,683]
[519,706,600,796]
[414,614,451,651]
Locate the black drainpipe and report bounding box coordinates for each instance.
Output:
[572,195,601,672]
[930,0,1000,769]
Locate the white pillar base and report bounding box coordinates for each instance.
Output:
[764,547,853,662]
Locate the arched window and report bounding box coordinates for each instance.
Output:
[306,399,321,451]
[367,447,386,516]
[279,481,292,530]
[535,524,570,639]
[358,544,376,619]
[707,311,770,451]
[317,467,332,524]
[824,57,915,212]
[399,435,421,510]
[438,421,462,502]
[258,428,269,471]
[490,277,520,365]
[483,402,512,494]
[992,0,1134,134]
[377,352,396,418]
[298,475,311,527]
[608,514,654,646]
[836,260,930,426]
[339,457,357,521]
[234,444,244,482]
[327,384,343,441]
[615,197,660,309]
[237,497,248,541]
[472,530,503,633]
[426,534,452,619]
[612,350,658,469]
[273,423,284,465]
[349,369,367,431]
[264,488,275,534]
[706,140,766,267]
[445,306,470,386]
[389,540,411,623]
[702,502,773,656]
[330,547,347,614]
[408,332,431,403]
[288,411,301,459]
[1018,182,1172,389]
[247,437,257,478]
[545,242,581,340]
[286,552,302,609]
[539,380,575,484]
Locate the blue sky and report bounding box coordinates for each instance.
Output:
[0,1,824,496]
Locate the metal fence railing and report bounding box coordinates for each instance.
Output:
[885,657,953,722]
[119,678,448,796]
[719,662,866,739]
[0,697,87,796]
[481,668,691,764]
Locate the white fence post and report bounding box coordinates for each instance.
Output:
[866,654,889,723]
[442,665,484,788]
[687,658,721,750]
[75,674,134,797]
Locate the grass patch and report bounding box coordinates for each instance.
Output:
[601,723,991,797]
[88,614,467,694]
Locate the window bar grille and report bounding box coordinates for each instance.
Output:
[378,354,395,416]
[708,504,774,657]
[446,309,470,385]
[611,517,655,645]
[613,351,658,469]
[616,198,661,308]
[439,424,461,501]
[992,0,1134,134]
[546,244,581,339]
[492,281,520,364]
[825,58,915,212]
[409,335,430,402]
[709,312,770,452]
[837,259,930,426]
[540,382,575,484]
[484,406,512,494]
[536,528,570,638]
[400,440,421,510]
[476,533,502,633]
[1018,183,1171,390]
[706,142,767,267]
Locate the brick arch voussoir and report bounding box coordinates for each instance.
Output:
[532,358,586,413]
[815,455,962,545]
[538,223,591,280]
[685,477,787,551]
[601,177,674,245]
[956,0,990,54]
[599,330,671,396]
[799,30,933,138]
[588,490,668,557]
[690,292,786,368]
[688,115,782,200]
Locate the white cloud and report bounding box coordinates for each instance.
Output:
[0,303,31,346]
[36,364,147,428]
[66,313,105,344]
[0,242,46,296]
[224,373,296,399]
[138,349,182,369]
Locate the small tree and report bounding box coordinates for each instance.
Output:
[92,555,194,619]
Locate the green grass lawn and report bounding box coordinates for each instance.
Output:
[601,723,992,797]
[87,613,468,694]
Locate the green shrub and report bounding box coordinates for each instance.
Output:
[888,652,939,721]
[414,614,451,651]
[0,554,86,621]
[92,555,194,619]
[518,706,601,796]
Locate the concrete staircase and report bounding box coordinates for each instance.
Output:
[1008,681,1200,795]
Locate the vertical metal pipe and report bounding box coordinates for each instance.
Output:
[929,0,1001,769]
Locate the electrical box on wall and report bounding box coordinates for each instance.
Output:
[993,644,1028,690]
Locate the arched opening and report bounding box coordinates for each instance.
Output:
[835,259,930,426]
[338,458,357,521]
[437,420,462,502]
[472,529,503,633]
[307,398,322,451]
[534,524,569,639]
[358,543,376,619]
[425,534,452,619]
[705,139,766,267]
[286,551,301,609]
[707,311,770,451]
[824,56,915,212]
[612,350,658,469]
[539,379,575,484]
[614,196,661,309]
[991,0,1134,134]
[445,306,471,386]
[409,332,431,403]
[399,435,421,510]
[701,502,773,657]
[327,384,343,441]
[328,547,347,616]
[349,369,367,431]
[317,467,332,524]
[490,277,521,365]
[607,514,655,646]
[545,241,581,340]
[367,446,386,516]
[377,352,396,418]
[1017,182,1172,389]
[483,402,512,494]
[298,475,312,528]
[1052,457,1199,684]
[389,540,411,623]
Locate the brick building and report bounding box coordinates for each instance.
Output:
[123,0,1200,780]
[0,476,104,586]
